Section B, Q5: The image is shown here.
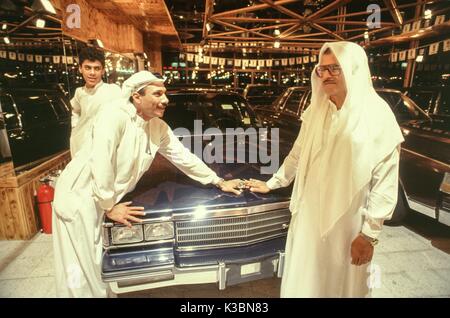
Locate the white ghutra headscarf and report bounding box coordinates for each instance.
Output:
[294,41,404,237]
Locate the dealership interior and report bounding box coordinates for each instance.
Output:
[0,0,449,298]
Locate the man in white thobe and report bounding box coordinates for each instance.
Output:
[52,71,243,297]
[70,47,121,156]
[246,42,404,297]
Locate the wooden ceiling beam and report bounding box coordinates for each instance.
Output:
[279,23,303,38]
[210,18,274,39]
[311,23,344,40]
[346,26,395,41]
[202,0,214,40]
[383,0,403,26]
[259,0,307,21]
[308,0,353,21]
[211,0,300,19]
[317,8,390,21]
[217,17,298,23]
[319,20,397,27]
[207,22,296,38]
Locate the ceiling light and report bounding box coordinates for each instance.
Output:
[274,29,280,36]
[143,52,148,59]
[1,23,7,30]
[35,18,45,28]
[274,40,280,48]
[364,31,369,39]
[424,9,432,20]
[415,55,424,62]
[206,22,213,32]
[31,0,56,14]
[3,36,10,44]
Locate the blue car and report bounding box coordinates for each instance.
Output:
[101,89,293,294]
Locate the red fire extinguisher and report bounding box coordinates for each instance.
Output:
[37,178,54,234]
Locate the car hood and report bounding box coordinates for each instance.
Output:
[120,136,293,216]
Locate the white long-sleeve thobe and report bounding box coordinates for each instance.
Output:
[267,102,400,297]
[70,81,121,156]
[53,101,221,297]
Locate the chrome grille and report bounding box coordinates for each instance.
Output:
[175,209,290,250]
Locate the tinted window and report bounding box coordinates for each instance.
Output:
[163,94,199,131]
[378,91,428,122]
[47,94,70,119]
[283,89,305,114]
[199,93,258,129]
[0,94,20,129]
[437,89,449,116]
[12,92,58,126]
[406,90,435,112]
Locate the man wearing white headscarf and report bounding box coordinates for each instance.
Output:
[52,71,243,297]
[245,41,404,297]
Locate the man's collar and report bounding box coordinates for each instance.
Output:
[83,80,104,93]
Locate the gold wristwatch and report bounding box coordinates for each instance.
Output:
[359,232,379,246]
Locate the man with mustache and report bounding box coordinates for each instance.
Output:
[52,71,243,297]
[70,47,121,156]
[246,42,404,297]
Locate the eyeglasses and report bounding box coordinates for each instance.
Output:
[315,64,342,78]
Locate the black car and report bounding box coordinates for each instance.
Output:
[0,86,71,168]
[404,86,450,119]
[101,89,293,294]
[254,87,450,226]
[243,84,287,110]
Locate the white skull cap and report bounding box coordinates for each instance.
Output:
[122,71,164,98]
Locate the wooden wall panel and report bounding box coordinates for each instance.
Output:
[0,151,71,240]
[60,0,144,53]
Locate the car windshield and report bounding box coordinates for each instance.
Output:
[272,89,292,111]
[405,90,435,112]
[164,92,260,131]
[377,91,430,122]
[437,89,449,116]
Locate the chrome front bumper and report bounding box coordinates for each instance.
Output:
[106,251,285,295]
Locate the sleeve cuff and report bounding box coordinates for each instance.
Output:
[211,175,222,186]
[97,197,115,211]
[361,217,384,240]
[266,177,280,190]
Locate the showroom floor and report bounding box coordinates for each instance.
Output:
[1,212,449,298]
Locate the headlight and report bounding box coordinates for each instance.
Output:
[144,222,174,241]
[111,225,143,245]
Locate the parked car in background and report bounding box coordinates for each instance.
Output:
[243,84,287,110]
[254,86,450,226]
[0,86,71,168]
[404,86,449,119]
[102,89,293,295]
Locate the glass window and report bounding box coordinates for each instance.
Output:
[0,94,20,129]
[199,93,258,129]
[436,89,449,116]
[12,92,58,127]
[405,90,435,112]
[164,94,199,131]
[46,94,70,119]
[283,89,305,114]
[378,91,428,122]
